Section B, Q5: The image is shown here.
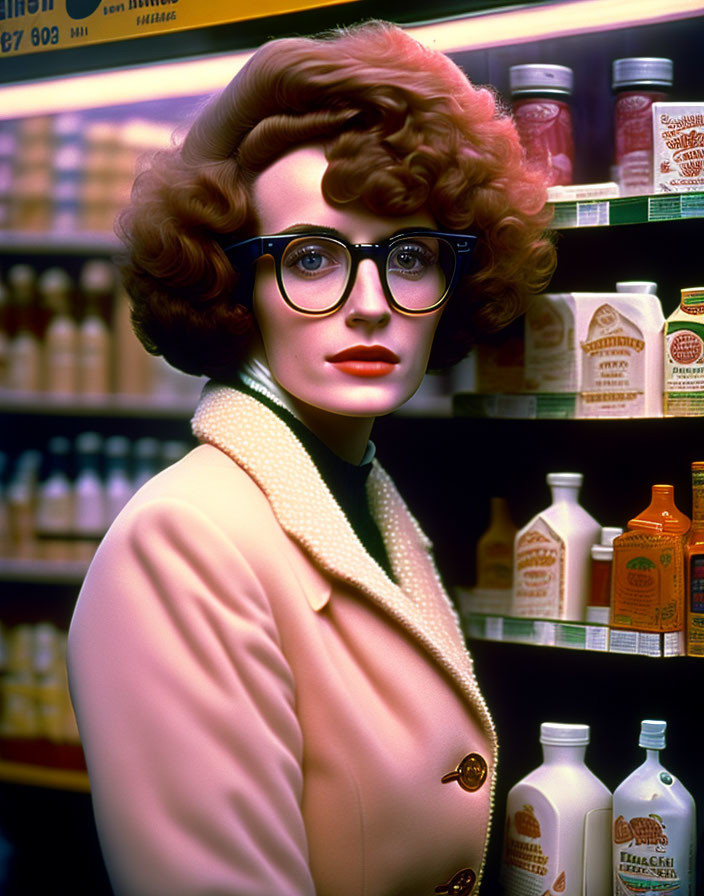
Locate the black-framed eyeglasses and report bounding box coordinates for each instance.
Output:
[222,229,477,315]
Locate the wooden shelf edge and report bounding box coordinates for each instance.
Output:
[0,759,90,792]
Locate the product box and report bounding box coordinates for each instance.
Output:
[524,292,664,417]
[652,102,704,193]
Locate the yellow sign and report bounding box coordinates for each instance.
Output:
[0,0,359,58]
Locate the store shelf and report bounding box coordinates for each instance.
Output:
[550,191,704,229]
[0,760,90,792]
[0,558,89,586]
[0,390,201,419]
[0,231,120,255]
[461,611,686,658]
[451,392,678,420]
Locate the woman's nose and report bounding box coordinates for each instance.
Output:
[344,259,391,328]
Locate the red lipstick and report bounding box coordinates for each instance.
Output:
[327,345,400,378]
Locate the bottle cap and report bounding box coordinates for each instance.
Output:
[547,472,583,488]
[639,719,666,749]
[612,57,673,90]
[616,281,658,295]
[540,722,590,745]
[510,64,573,96]
[591,526,622,561]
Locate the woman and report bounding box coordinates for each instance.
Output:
[68,21,555,896]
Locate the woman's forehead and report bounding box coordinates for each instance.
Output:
[252,144,436,240]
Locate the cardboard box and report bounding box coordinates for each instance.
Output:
[653,102,704,193]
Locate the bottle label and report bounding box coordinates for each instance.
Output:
[687,554,704,656]
[513,518,565,618]
[524,297,577,393]
[513,98,574,186]
[614,91,665,194]
[502,794,566,895]
[664,319,704,415]
[579,304,646,416]
[613,812,690,895]
[611,532,683,632]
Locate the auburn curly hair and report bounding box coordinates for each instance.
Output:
[117,20,556,378]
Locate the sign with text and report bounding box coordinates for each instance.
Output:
[1,0,358,58]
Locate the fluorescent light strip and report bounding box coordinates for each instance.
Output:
[0,0,701,119]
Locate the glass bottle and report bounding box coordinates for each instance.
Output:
[40,266,78,396]
[612,57,673,195]
[78,260,113,396]
[476,496,517,591]
[510,64,575,186]
[501,722,611,896]
[685,461,704,657]
[613,720,696,895]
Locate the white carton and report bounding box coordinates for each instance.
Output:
[524,292,664,417]
[652,102,704,193]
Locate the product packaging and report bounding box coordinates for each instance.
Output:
[512,472,600,621]
[611,485,690,633]
[612,57,672,195]
[586,526,622,625]
[501,722,611,896]
[613,720,696,895]
[652,102,704,193]
[664,287,704,416]
[524,289,664,417]
[510,64,574,186]
[685,461,704,656]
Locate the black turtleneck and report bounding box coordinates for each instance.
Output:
[235,380,395,581]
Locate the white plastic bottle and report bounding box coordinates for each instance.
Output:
[512,472,600,620]
[73,431,107,562]
[612,720,696,895]
[501,722,612,896]
[40,266,78,396]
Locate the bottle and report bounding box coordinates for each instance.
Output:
[5,450,41,560]
[501,722,611,896]
[613,720,696,895]
[612,57,673,195]
[78,259,113,396]
[611,485,689,633]
[73,431,106,563]
[664,287,704,417]
[586,526,622,625]
[34,436,74,562]
[476,497,517,590]
[0,277,9,387]
[39,266,78,396]
[6,264,41,393]
[685,461,704,657]
[512,472,600,621]
[132,437,161,492]
[510,64,575,186]
[104,435,133,528]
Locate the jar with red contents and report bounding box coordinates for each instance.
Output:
[612,57,673,196]
[509,63,574,186]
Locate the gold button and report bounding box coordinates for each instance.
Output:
[441,753,488,792]
[434,867,476,894]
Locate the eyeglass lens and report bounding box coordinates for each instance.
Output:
[280,236,455,312]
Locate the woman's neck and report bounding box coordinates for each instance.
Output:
[288,396,374,465]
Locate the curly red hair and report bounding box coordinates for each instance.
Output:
[117,20,556,377]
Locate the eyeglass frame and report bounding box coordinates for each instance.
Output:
[221,229,478,316]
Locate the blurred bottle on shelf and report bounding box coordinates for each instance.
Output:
[5,449,41,560]
[5,264,41,393]
[0,277,9,387]
[34,436,74,563]
[73,432,106,563]
[132,437,161,493]
[39,266,79,396]
[78,259,113,396]
[104,435,133,528]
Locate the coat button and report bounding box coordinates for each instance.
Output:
[434,867,476,894]
[441,753,488,792]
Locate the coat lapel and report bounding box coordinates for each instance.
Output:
[192,383,493,728]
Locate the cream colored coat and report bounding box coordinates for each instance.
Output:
[68,385,497,896]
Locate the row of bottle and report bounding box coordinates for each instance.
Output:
[0,113,174,234]
[0,622,79,745]
[0,434,191,562]
[472,282,704,418]
[0,260,203,399]
[475,461,704,655]
[510,55,704,195]
[501,719,696,895]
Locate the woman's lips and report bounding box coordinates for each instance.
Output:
[327,345,400,378]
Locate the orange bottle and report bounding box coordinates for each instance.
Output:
[611,485,690,633]
[476,496,517,591]
[685,462,704,657]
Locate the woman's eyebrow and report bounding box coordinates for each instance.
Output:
[278,223,343,237]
